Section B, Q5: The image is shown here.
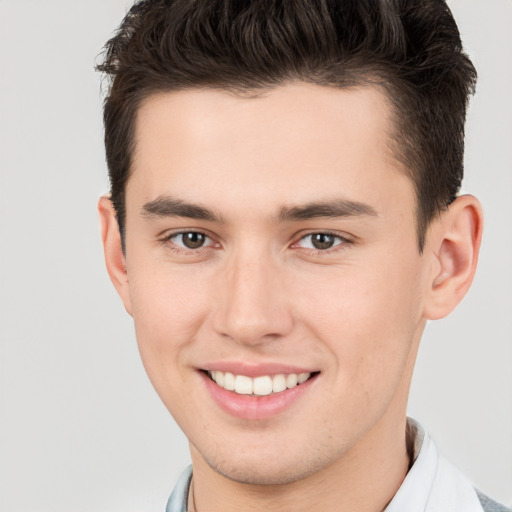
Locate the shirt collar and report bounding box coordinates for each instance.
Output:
[385,417,483,512]
[384,418,439,512]
[166,465,191,512]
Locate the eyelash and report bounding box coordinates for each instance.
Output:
[159,230,352,255]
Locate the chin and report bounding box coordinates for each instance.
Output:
[202,449,334,486]
[213,463,315,486]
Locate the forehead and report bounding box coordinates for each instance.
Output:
[128,83,411,217]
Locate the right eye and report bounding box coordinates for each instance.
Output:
[167,231,214,250]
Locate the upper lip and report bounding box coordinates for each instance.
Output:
[200,361,318,378]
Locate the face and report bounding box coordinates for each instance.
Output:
[118,83,433,484]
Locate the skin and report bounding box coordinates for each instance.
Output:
[99,83,483,512]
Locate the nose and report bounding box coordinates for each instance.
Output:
[212,250,294,346]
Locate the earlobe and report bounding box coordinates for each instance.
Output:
[423,195,483,320]
[98,196,133,316]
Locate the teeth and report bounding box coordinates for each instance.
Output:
[224,372,235,391]
[235,375,253,395]
[297,373,309,384]
[272,374,287,393]
[253,376,273,396]
[208,370,312,395]
[286,373,297,389]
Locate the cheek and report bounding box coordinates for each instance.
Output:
[126,267,212,425]
[126,263,211,379]
[297,254,424,378]
[129,256,208,326]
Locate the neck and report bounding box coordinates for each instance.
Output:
[189,414,411,512]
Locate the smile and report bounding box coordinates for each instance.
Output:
[201,368,319,420]
[207,370,312,396]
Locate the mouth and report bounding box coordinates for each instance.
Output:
[205,369,318,396]
[199,363,320,419]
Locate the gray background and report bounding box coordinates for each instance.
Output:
[0,0,510,510]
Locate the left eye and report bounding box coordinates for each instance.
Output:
[297,233,345,250]
[169,232,213,250]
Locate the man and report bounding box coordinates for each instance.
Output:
[96,1,509,511]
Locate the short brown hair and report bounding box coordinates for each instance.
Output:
[97,0,477,250]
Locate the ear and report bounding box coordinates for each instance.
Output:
[98,196,133,316]
[422,195,483,320]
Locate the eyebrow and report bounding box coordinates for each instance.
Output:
[140,195,378,223]
[277,199,378,222]
[141,196,223,222]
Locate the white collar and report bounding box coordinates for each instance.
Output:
[385,418,484,512]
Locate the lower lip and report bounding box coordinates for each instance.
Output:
[200,372,318,420]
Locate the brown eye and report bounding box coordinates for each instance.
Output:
[310,233,336,250]
[297,232,345,251]
[171,232,210,249]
